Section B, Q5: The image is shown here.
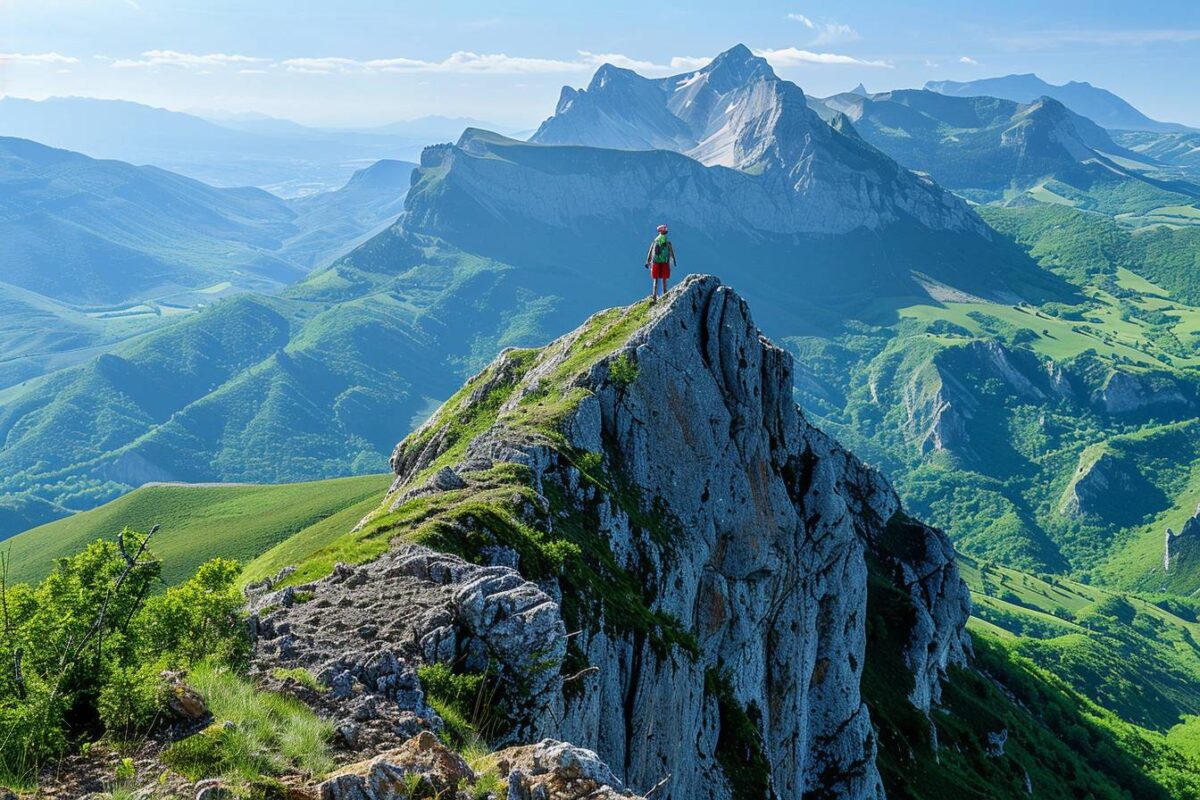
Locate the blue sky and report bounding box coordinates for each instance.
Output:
[2,0,1198,127]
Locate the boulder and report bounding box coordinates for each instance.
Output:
[317,732,474,800]
[496,740,642,800]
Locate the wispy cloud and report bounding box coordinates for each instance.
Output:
[757,47,892,68]
[925,59,941,68]
[997,28,1200,48]
[0,52,79,66]
[279,50,712,76]
[577,52,712,74]
[112,50,270,70]
[280,52,588,74]
[959,55,980,65]
[786,12,860,46]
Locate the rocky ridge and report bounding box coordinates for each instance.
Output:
[251,275,971,799]
[528,44,985,237]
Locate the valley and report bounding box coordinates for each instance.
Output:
[3,29,1200,799]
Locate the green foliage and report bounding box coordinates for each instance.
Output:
[98,663,163,737]
[417,662,503,747]
[865,552,1200,798]
[269,667,323,692]
[0,529,249,782]
[705,668,771,800]
[6,474,392,587]
[136,558,248,668]
[161,662,334,783]
[608,352,639,387]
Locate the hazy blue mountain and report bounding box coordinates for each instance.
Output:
[0,51,1078,536]
[925,73,1194,133]
[810,89,1199,212]
[0,137,414,397]
[277,159,417,269]
[1115,130,1200,184]
[0,96,430,195]
[0,135,301,305]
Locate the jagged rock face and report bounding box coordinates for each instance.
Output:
[383,276,971,799]
[250,546,567,748]
[1096,370,1193,414]
[1165,504,1200,575]
[1060,450,1138,517]
[527,45,985,237]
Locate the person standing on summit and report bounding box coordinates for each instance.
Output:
[645,224,677,303]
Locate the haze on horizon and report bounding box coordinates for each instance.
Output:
[1,0,1199,129]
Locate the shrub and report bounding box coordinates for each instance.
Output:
[0,530,252,778]
[98,664,163,737]
[608,352,639,387]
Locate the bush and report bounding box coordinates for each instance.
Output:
[98,663,163,737]
[0,530,251,779]
[608,352,639,387]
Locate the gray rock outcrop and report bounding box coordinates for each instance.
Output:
[390,276,969,798]
[255,275,971,800]
[1165,504,1200,574]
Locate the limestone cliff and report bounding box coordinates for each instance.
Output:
[252,276,970,799]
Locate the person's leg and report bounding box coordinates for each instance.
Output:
[650,274,658,301]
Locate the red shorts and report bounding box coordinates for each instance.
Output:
[651,262,671,279]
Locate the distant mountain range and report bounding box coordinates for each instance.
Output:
[0,136,415,306]
[0,45,1075,538]
[0,97,487,195]
[811,89,1200,212]
[0,135,415,408]
[925,73,1195,133]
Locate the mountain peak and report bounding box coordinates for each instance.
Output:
[374,273,971,798]
[584,62,642,92]
[851,82,870,97]
[700,43,776,86]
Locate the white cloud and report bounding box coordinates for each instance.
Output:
[959,55,980,65]
[668,56,713,71]
[812,23,860,46]
[282,52,587,75]
[278,50,712,77]
[787,13,859,45]
[925,59,941,68]
[238,69,268,75]
[756,47,892,68]
[577,51,711,75]
[112,50,270,70]
[0,52,79,66]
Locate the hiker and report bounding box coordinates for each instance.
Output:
[644,224,677,303]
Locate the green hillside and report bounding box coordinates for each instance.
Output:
[811,90,1200,215]
[3,473,390,586]
[794,202,1200,587]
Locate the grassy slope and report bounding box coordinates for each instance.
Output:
[4,474,391,587]
[798,203,1200,585]
[869,549,1200,799]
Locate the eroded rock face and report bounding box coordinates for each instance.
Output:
[1096,370,1193,415]
[258,276,969,800]
[385,275,970,799]
[497,740,643,800]
[1165,504,1200,574]
[251,547,567,750]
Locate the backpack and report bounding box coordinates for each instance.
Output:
[653,234,671,263]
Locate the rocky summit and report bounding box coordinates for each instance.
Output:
[249,275,970,799]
